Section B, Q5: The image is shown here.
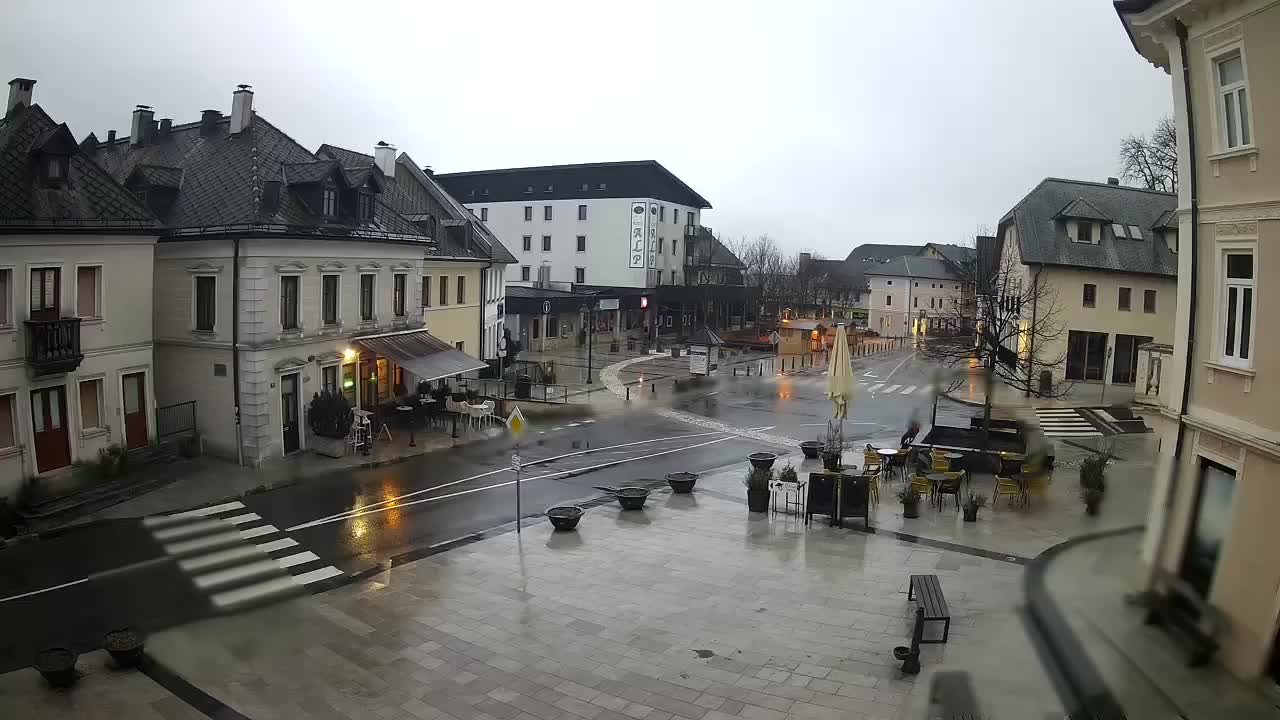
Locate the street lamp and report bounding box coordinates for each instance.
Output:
[581,302,595,384]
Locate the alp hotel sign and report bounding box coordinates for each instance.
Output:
[647,203,658,269]
[629,202,647,268]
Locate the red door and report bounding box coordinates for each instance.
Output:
[122,372,148,450]
[30,268,60,321]
[31,386,70,472]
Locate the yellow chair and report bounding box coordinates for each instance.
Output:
[910,472,933,504]
[868,471,880,505]
[930,452,952,473]
[1025,473,1050,505]
[992,475,1021,508]
[862,451,882,477]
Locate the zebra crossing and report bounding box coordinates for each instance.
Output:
[861,382,931,397]
[143,501,344,613]
[1034,408,1104,438]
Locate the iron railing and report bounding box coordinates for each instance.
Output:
[457,378,569,404]
[24,317,83,375]
[156,400,197,438]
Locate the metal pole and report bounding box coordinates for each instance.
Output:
[515,443,522,534]
[586,307,594,384]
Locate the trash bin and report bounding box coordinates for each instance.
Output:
[671,347,681,358]
[515,374,532,399]
[1039,370,1052,397]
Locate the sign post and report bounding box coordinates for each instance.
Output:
[506,405,527,533]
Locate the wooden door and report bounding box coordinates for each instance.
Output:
[281,372,300,454]
[31,386,70,472]
[30,268,60,321]
[122,372,148,450]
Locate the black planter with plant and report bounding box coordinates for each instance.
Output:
[1079,448,1110,516]
[799,440,823,459]
[962,494,987,522]
[821,450,842,472]
[104,628,144,668]
[34,648,78,688]
[308,391,354,458]
[897,486,921,519]
[745,467,772,512]
[748,452,778,471]
[546,506,584,530]
[666,472,699,494]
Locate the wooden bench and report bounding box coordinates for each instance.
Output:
[908,574,951,644]
[1144,571,1221,667]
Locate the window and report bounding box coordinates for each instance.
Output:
[576,235,586,252]
[1083,283,1096,308]
[1128,225,1143,240]
[30,267,58,317]
[542,235,552,251]
[360,274,375,321]
[480,207,488,222]
[393,273,407,317]
[439,275,449,306]
[357,192,373,220]
[420,276,431,308]
[455,341,464,352]
[0,393,14,449]
[0,269,9,326]
[575,267,585,283]
[597,183,607,190]
[1222,251,1254,365]
[76,266,100,318]
[322,365,338,395]
[522,235,532,252]
[1118,287,1131,311]
[531,316,540,339]
[524,206,532,221]
[195,275,216,331]
[456,275,465,304]
[1216,53,1251,149]
[545,185,553,192]
[520,266,531,281]
[578,204,587,221]
[672,239,677,255]
[543,205,553,221]
[1144,289,1157,314]
[660,206,665,222]
[930,297,935,309]
[1112,223,1128,239]
[670,270,676,284]
[78,379,102,431]
[886,280,893,286]
[1076,222,1093,244]
[674,210,680,226]
[280,275,300,330]
[885,295,892,307]
[323,274,339,324]
[913,297,918,308]
[322,188,337,216]
[658,238,664,253]
[47,157,64,179]
[524,185,533,194]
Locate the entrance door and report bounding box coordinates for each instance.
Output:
[30,268,60,321]
[31,386,70,472]
[281,372,300,454]
[1066,331,1109,381]
[1112,334,1155,385]
[122,371,148,449]
[1181,459,1236,597]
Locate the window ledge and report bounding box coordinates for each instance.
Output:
[80,317,104,326]
[0,445,21,460]
[0,325,14,335]
[81,427,110,440]
[1209,145,1258,174]
[190,329,217,339]
[1205,360,1255,377]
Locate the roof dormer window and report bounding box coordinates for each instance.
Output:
[357,191,374,221]
[524,185,534,194]
[42,155,68,187]
[322,187,338,217]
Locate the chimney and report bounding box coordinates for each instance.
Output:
[799,252,812,264]
[5,78,34,117]
[422,165,434,177]
[158,118,172,137]
[374,141,396,178]
[1107,177,1120,185]
[230,84,253,134]
[130,105,154,146]
[200,109,221,136]
[107,130,117,144]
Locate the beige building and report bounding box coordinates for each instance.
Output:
[992,177,1178,388]
[0,79,159,496]
[865,244,974,337]
[1120,0,1280,683]
[91,87,506,466]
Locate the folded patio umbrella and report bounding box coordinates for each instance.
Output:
[825,324,855,420]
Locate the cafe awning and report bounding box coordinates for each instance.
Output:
[353,329,487,383]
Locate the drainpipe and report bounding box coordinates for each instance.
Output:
[232,237,243,467]
[479,258,492,370]
[1147,19,1201,589]
[1026,264,1042,397]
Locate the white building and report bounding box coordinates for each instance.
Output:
[436,161,710,290]
[0,79,159,494]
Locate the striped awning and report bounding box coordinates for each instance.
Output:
[354,329,487,383]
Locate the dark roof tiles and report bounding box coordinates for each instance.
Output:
[864,256,959,281]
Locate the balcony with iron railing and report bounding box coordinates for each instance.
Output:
[683,223,709,240]
[24,317,83,376]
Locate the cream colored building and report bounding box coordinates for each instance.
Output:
[92,87,501,466]
[992,177,1178,388]
[1120,0,1280,682]
[865,244,974,337]
[0,79,158,497]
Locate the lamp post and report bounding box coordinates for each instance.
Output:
[581,302,595,384]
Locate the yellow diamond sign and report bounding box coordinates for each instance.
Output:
[506,405,528,436]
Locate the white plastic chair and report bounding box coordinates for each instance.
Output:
[479,400,496,428]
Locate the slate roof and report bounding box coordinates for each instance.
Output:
[1055,197,1110,221]
[924,243,976,269]
[91,113,436,245]
[435,160,711,209]
[843,243,922,264]
[975,235,1000,290]
[131,164,183,188]
[864,256,960,281]
[0,104,154,231]
[315,144,516,263]
[685,226,744,269]
[999,178,1177,277]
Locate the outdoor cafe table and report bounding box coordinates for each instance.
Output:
[877,448,902,482]
[926,473,949,510]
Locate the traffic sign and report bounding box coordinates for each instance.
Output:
[506,405,527,436]
[769,330,782,345]
[511,451,521,471]
[542,300,551,314]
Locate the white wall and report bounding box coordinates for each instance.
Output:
[465,197,701,289]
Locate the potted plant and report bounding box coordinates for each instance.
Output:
[97,443,128,479]
[777,463,798,486]
[666,472,699,494]
[308,391,353,458]
[897,486,922,519]
[822,422,843,471]
[799,438,823,459]
[103,628,144,668]
[745,467,772,512]
[1079,447,1109,516]
[962,494,987,522]
[465,388,480,403]
[747,452,778,470]
[430,385,448,403]
[546,506,584,531]
[1081,487,1103,516]
[33,648,78,688]
[393,382,408,400]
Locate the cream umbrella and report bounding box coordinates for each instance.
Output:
[825,324,855,420]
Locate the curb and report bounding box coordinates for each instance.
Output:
[941,392,985,407]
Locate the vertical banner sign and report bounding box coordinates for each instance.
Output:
[647,203,659,269]
[629,202,646,268]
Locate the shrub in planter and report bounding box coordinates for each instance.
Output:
[393,383,408,400]
[103,628,144,668]
[430,386,449,403]
[777,463,799,485]
[897,486,922,519]
[962,494,987,522]
[308,391,353,457]
[417,381,433,398]
[1081,487,1103,516]
[1079,453,1109,493]
[97,443,128,479]
[744,467,772,513]
[465,389,480,403]
[34,648,78,688]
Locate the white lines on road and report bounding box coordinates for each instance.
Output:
[868,384,884,392]
[142,501,245,528]
[900,385,917,395]
[883,384,902,394]
[0,577,89,604]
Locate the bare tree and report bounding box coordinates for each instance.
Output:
[1119,115,1177,193]
[919,244,1071,449]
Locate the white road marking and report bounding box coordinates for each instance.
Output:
[868,384,884,392]
[883,385,902,394]
[0,578,89,604]
[152,519,226,542]
[292,566,344,585]
[900,385,916,394]
[195,559,281,590]
[257,537,299,553]
[274,551,320,569]
[238,524,279,540]
[210,576,300,611]
[222,513,262,526]
[143,501,245,527]
[162,530,243,556]
[179,545,265,573]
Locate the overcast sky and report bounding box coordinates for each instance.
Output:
[3,0,1170,259]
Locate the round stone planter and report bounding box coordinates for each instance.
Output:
[546,506,584,531]
[34,648,78,688]
[104,628,144,668]
[799,441,823,459]
[746,490,770,513]
[902,500,920,519]
[748,452,778,471]
[594,486,650,510]
[665,472,699,494]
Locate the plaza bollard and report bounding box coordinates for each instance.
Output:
[759,363,763,374]
[626,387,630,401]
[733,367,737,376]
[652,382,656,394]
